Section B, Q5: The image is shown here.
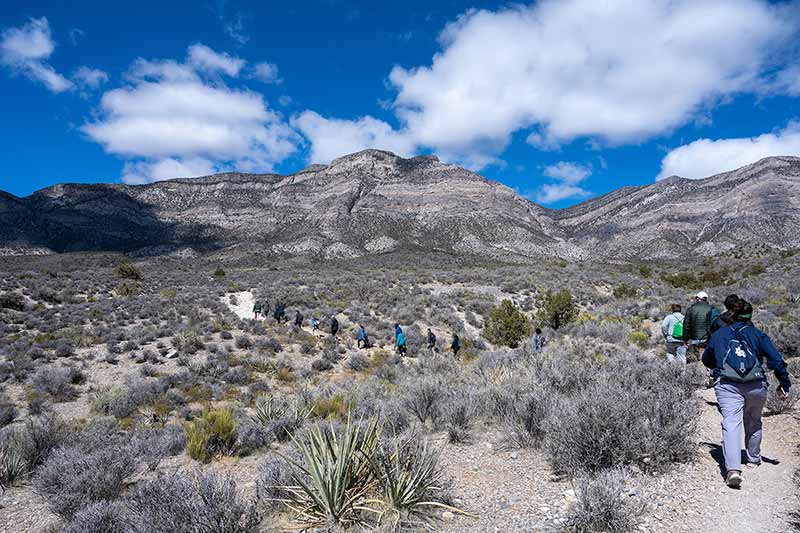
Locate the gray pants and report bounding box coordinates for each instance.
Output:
[714,379,768,473]
[665,342,687,368]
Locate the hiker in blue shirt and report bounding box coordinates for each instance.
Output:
[357,324,369,349]
[396,329,407,356]
[702,300,791,488]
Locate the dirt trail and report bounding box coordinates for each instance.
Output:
[224,290,257,320]
[651,386,800,533]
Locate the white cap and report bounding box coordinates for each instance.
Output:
[696,291,708,300]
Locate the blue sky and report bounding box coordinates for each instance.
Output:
[2,0,800,207]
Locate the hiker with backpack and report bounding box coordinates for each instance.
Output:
[357,324,370,349]
[396,329,407,356]
[311,317,320,332]
[684,291,719,385]
[702,299,791,488]
[294,310,304,327]
[661,304,687,368]
[253,300,262,320]
[273,303,286,323]
[330,315,339,338]
[533,328,547,353]
[426,328,437,352]
[451,333,461,357]
[710,294,741,335]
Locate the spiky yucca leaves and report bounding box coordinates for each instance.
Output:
[374,435,471,530]
[280,417,382,528]
[0,441,29,492]
[251,395,287,425]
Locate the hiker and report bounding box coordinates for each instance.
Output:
[311,317,320,332]
[702,299,791,488]
[661,304,687,368]
[451,333,461,357]
[330,315,339,337]
[396,329,407,356]
[533,328,547,353]
[394,323,403,342]
[683,291,718,378]
[426,328,437,352]
[710,294,741,335]
[253,300,262,320]
[294,310,304,327]
[273,303,286,323]
[357,324,369,349]
[263,301,271,319]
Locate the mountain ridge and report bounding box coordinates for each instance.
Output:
[2,151,799,260]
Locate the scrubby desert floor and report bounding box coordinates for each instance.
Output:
[1,252,798,532]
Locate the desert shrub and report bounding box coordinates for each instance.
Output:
[565,468,642,533]
[628,330,650,348]
[536,289,578,330]
[543,358,697,475]
[613,283,638,299]
[15,412,70,469]
[503,388,551,448]
[235,415,273,455]
[0,292,25,311]
[311,358,334,372]
[402,376,447,424]
[185,408,237,463]
[348,353,370,371]
[34,442,139,519]
[0,397,16,427]
[235,335,253,349]
[441,395,477,444]
[30,366,78,401]
[62,501,126,533]
[114,261,142,281]
[125,471,260,533]
[483,299,532,348]
[116,280,141,297]
[310,394,351,420]
[0,438,29,489]
[256,453,294,510]
[213,268,226,278]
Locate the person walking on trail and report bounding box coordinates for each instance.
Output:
[394,323,403,341]
[253,301,262,320]
[533,328,547,353]
[702,299,791,488]
[273,303,286,323]
[661,304,687,368]
[451,333,461,357]
[294,310,304,327]
[396,329,407,356]
[426,328,437,352]
[684,291,719,385]
[330,315,339,337]
[357,324,369,349]
[311,317,320,332]
[710,294,741,335]
[263,301,271,320]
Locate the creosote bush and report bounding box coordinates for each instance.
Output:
[185,408,237,463]
[483,299,532,348]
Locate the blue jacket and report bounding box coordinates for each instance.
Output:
[702,322,791,391]
[358,327,366,340]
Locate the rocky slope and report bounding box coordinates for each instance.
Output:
[1,151,798,260]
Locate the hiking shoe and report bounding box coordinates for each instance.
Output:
[725,471,743,488]
[746,460,761,469]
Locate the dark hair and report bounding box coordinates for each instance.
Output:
[724,294,740,311]
[733,299,753,320]
[535,328,542,335]
[671,304,681,313]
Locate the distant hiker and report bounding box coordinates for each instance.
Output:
[253,301,262,320]
[357,324,369,349]
[294,310,304,327]
[330,316,339,337]
[702,299,791,488]
[394,323,403,341]
[683,291,718,379]
[263,301,271,319]
[451,333,461,357]
[273,303,286,323]
[710,294,741,335]
[311,317,320,331]
[396,329,407,356]
[533,328,547,353]
[426,328,437,352]
[661,304,687,368]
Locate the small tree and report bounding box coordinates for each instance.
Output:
[483,299,532,348]
[114,261,142,281]
[536,289,577,330]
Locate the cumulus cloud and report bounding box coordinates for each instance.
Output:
[187,43,244,76]
[0,17,73,92]
[294,0,798,168]
[291,111,417,164]
[657,123,800,180]
[72,66,108,89]
[83,44,298,184]
[251,62,281,84]
[535,162,593,204]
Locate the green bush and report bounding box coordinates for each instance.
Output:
[483,299,532,348]
[613,283,638,300]
[114,261,142,281]
[213,268,226,279]
[535,289,577,330]
[185,408,237,463]
[628,331,650,348]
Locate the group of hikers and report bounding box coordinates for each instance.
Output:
[661,291,792,488]
[252,300,462,357]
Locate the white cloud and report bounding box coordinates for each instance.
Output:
[224,12,249,46]
[251,62,281,84]
[83,44,298,184]
[291,111,417,164]
[295,0,798,169]
[72,66,108,89]
[657,123,800,180]
[187,43,244,76]
[535,161,593,204]
[0,17,73,92]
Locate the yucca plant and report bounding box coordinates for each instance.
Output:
[279,417,383,528]
[252,395,288,426]
[0,442,29,492]
[373,436,472,530]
